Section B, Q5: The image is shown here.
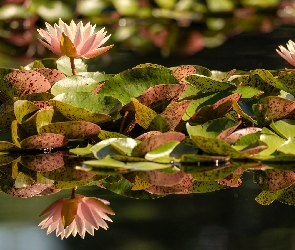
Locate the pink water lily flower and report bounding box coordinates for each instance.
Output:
[276,40,295,67]
[37,19,113,59]
[39,194,115,239]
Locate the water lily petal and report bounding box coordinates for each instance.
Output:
[82,45,114,59]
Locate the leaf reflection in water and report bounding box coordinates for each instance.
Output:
[1,151,295,239]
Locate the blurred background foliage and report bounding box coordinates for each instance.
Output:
[0,0,294,70]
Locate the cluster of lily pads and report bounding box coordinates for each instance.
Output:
[1,55,295,206]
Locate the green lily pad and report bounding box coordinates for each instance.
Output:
[51,75,106,96]
[184,74,233,92]
[187,117,239,139]
[270,120,295,139]
[277,137,295,155]
[56,56,88,76]
[99,64,179,105]
[190,135,240,157]
[49,95,114,124]
[14,100,39,124]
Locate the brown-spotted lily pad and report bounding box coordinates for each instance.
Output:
[0,99,15,128]
[253,96,295,124]
[4,70,51,96]
[20,133,67,150]
[135,131,163,141]
[132,132,186,157]
[223,127,262,144]
[38,121,101,139]
[33,68,66,86]
[189,93,241,123]
[135,84,185,107]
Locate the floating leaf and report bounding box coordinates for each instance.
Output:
[136,84,185,107]
[98,130,127,140]
[259,134,286,156]
[49,93,115,123]
[39,121,101,139]
[189,93,241,123]
[51,75,102,96]
[223,127,262,144]
[145,141,180,162]
[14,100,39,124]
[270,120,295,139]
[0,68,14,101]
[253,96,295,124]
[130,98,157,129]
[0,99,15,128]
[20,133,67,150]
[277,137,295,155]
[187,117,239,139]
[159,100,191,130]
[172,65,211,84]
[110,138,139,156]
[132,132,185,157]
[34,68,66,86]
[4,70,51,96]
[56,56,87,76]
[99,64,179,105]
[184,74,232,92]
[191,135,240,157]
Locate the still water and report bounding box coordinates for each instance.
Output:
[1,24,295,250]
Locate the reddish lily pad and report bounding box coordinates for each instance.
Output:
[159,100,191,130]
[223,127,262,144]
[38,121,101,139]
[253,96,295,124]
[136,84,185,107]
[34,68,66,86]
[4,70,51,96]
[132,132,186,157]
[20,133,67,150]
[189,93,241,123]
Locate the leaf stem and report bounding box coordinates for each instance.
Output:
[71,186,77,199]
[70,57,77,75]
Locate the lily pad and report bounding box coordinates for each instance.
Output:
[99,64,179,105]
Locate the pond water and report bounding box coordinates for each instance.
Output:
[1,22,295,250]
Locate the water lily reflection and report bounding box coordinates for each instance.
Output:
[39,189,114,239]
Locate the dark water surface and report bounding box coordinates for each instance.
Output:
[1,24,295,250]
